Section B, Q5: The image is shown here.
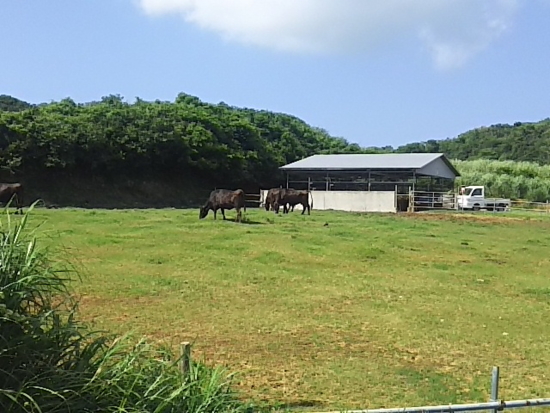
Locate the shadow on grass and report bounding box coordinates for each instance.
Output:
[260,400,326,412]
[226,216,267,225]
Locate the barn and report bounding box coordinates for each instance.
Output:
[262,153,460,213]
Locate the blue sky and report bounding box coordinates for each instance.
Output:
[1,1,549,148]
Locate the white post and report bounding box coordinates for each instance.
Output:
[491,366,500,413]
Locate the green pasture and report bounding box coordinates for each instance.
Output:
[21,206,550,411]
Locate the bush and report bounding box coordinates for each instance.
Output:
[0,203,248,413]
[453,159,550,202]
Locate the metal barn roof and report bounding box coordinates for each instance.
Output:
[279,153,460,178]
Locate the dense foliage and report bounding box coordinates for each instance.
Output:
[395,120,550,165]
[0,204,249,413]
[454,159,550,202]
[0,94,371,189]
[1,93,549,202]
[0,95,33,112]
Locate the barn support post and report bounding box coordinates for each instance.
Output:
[326,172,329,191]
[411,171,417,213]
[180,342,192,380]
[286,173,289,189]
[308,176,311,192]
[368,170,371,191]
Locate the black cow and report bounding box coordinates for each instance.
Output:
[274,188,312,215]
[199,189,246,222]
[264,188,295,212]
[0,183,24,214]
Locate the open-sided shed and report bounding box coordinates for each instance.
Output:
[266,153,460,213]
[279,153,459,192]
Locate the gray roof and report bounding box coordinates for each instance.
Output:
[279,153,460,177]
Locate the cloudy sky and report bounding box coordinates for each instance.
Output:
[1,1,549,147]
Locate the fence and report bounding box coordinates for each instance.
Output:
[407,190,457,212]
[509,200,550,214]
[245,192,262,209]
[407,191,550,215]
[307,367,550,413]
[177,343,550,413]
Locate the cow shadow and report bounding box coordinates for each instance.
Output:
[225,216,266,225]
[265,400,325,411]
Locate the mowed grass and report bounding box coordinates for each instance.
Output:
[23,207,550,411]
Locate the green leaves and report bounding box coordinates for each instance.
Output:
[0,94,365,188]
[455,159,550,201]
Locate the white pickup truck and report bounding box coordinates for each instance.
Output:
[457,185,511,211]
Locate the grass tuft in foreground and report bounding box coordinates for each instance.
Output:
[0,202,250,413]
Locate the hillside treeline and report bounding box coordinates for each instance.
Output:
[1,93,550,205]
[0,94,366,191]
[455,159,550,202]
[396,120,550,165]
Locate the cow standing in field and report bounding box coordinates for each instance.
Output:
[199,189,246,222]
[274,188,312,215]
[0,183,24,214]
[264,188,294,212]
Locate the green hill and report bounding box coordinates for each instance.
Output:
[0,93,371,207]
[1,93,549,205]
[395,119,550,165]
[0,94,34,112]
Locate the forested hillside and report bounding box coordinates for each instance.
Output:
[1,93,549,206]
[0,93,373,207]
[395,120,550,165]
[0,94,34,112]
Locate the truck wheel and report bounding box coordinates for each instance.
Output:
[473,204,480,211]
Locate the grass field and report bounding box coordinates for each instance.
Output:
[21,206,550,411]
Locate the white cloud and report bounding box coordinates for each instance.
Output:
[137,0,520,70]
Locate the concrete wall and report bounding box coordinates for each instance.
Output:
[260,190,396,213]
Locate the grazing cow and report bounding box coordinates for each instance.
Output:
[199,189,246,222]
[274,188,312,215]
[264,188,295,212]
[0,183,24,214]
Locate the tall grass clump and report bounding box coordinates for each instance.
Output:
[453,159,550,201]
[0,203,248,413]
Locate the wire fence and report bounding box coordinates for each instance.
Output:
[509,200,550,214]
[408,190,457,212]
[407,191,550,217]
[305,367,550,413]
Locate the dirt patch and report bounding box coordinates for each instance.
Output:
[399,212,536,225]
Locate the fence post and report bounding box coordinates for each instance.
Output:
[491,366,500,413]
[180,341,192,380]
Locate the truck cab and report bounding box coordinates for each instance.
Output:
[457,185,510,211]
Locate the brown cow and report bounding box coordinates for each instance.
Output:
[274,188,312,215]
[199,189,246,222]
[264,188,294,212]
[0,183,24,214]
